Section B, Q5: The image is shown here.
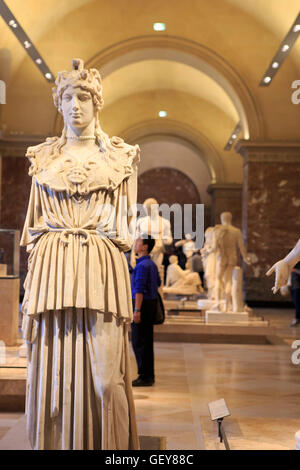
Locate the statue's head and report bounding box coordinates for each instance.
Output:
[143,198,159,216]
[185,233,193,241]
[52,59,104,131]
[169,255,178,265]
[220,211,232,225]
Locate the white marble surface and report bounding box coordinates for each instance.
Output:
[1,308,300,450]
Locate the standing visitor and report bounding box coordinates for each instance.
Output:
[131,236,161,386]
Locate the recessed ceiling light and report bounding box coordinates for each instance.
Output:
[224,122,242,150]
[158,110,167,117]
[260,13,300,86]
[153,22,166,31]
[8,19,17,28]
[1,2,55,83]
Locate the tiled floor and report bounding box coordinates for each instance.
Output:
[132,341,300,450]
[0,308,300,450]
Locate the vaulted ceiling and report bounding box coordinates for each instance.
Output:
[0,0,299,185]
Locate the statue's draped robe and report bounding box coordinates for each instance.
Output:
[20,135,140,450]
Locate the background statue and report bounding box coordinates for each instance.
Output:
[212,212,251,312]
[163,255,203,295]
[20,59,139,450]
[200,227,217,299]
[132,197,173,268]
[175,233,196,270]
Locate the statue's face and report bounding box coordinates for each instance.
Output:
[220,212,232,225]
[61,85,95,130]
[143,198,159,216]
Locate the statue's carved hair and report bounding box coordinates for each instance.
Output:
[52,58,104,113]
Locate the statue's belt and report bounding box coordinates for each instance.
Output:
[39,227,117,245]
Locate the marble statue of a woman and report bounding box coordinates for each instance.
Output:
[20,59,140,450]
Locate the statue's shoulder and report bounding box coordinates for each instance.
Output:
[230,225,241,235]
[107,135,140,177]
[25,137,60,176]
[109,135,140,159]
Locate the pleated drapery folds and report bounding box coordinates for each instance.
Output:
[22,231,133,319]
[25,309,139,450]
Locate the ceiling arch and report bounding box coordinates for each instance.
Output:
[2,0,299,140]
[119,118,225,184]
[86,35,263,139]
[102,60,239,123]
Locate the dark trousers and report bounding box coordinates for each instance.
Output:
[291,289,300,320]
[131,299,156,381]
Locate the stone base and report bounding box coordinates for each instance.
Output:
[206,311,249,323]
[140,435,166,450]
[163,293,205,300]
[19,342,27,358]
[0,264,7,276]
[164,299,202,312]
[0,277,20,346]
[197,299,225,311]
[0,377,26,412]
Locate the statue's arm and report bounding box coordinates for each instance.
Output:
[112,146,140,253]
[20,179,43,252]
[175,239,185,248]
[162,219,173,245]
[283,239,300,267]
[266,239,300,293]
[237,229,250,264]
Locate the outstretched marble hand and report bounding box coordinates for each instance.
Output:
[266,259,290,294]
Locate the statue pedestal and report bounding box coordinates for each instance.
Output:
[19,341,27,358]
[197,299,224,311]
[205,310,249,323]
[0,277,20,346]
[295,431,300,450]
[0,264,7,276]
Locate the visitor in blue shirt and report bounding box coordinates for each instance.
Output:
[131,236,161,387]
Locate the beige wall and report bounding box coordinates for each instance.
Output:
[138,137,212,206]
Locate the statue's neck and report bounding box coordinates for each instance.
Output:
[64,120,98,152]
[66,118,96,138]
